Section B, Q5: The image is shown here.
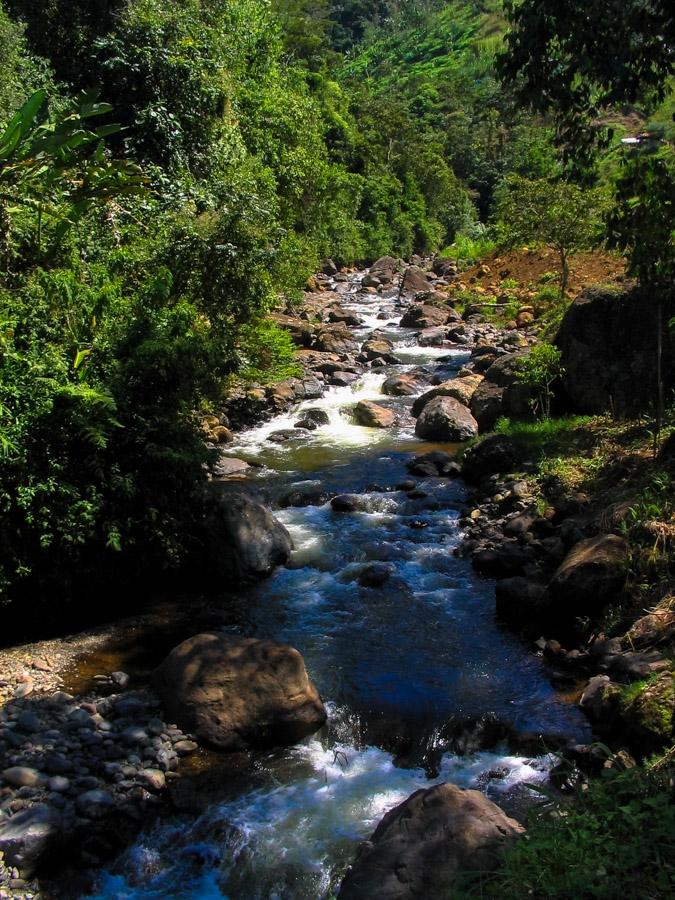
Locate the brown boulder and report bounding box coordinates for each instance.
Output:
[382,374,427,397]
[415,396,478,442]
[361,337,394,360]
[354,401,396,428]
[154,633,327,751]
[400,266,430,295]
[411,376,483,417]
[400,305,448,330]
[338,783,524,900]
[470,381,505,431]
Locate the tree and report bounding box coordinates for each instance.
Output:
[606,145,675,449]
[493,176,607,299]
[498,0,675,445]
[497,0,675,171]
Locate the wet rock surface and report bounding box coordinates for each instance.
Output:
[338,782,524,900]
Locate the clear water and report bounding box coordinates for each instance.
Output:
[85,279,589,899]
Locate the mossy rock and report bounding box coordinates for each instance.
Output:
[619,672,675,752]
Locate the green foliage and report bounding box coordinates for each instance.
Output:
[497,0,675,173]
[493,176,608,297]
[513,343,564,420]
[463,763,675,898]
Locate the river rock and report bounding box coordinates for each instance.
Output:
[2,767,46,789]
[547,535,628,617]
[205,493,292,582]
[212,456,250,478]
[382,374,425,396]
[338,783,524,899]
[361,338,394,360]
[411,376,482,418]
[153,633,327,751]
[76,789,115,819]
[400,305,448,330]
[0,804,62,875]
[314,326,358,355]
[461,435,522,482]
[330,371,359,386]
[400,266,430,295]
[370,255,399,284]
[353,401,396,428]
[406,451,460,477]
[414,396,478,442]
[417,326,447,347]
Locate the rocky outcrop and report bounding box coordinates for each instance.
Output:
[382,374,427,396]
[556,286,675,416]
[153,633,327,751]
[547,535,628,618]
[353,401,396,428]
[338,783,524,900]
[414,396,478,442]
[205,493,292,582]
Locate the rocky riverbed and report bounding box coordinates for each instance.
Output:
[1,255,611,898]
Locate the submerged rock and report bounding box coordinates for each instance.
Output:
[338,782,523,899]
[153,632,327,751]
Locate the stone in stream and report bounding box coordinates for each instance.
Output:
[381,374,426,397]
[406,451,460,478]
[411,375,483,417]
[361,337,394,360]
[417,326,447,347]
[268,428,310,443]
[212,456,250,478]
[330,371,359,386]
[295,408,330,430]
[153,633,327,751]
[414,396,478,442]
[2,767,47,789]
[399,265,430,295]
[353,401,396,429]
[461,435,522,483]
[369,255,400,284]
[399,304,448,330]
[204,493,293,582]
[338,783,524,900]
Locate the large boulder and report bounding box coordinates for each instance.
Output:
[556,286,675,416]
[547,534,628,617]
[354,401,396,428]
[370,255,400,284]
[382,374,427,397]
[415,396,478,442]
[154,633,327,751]
[470,381,505,432]
[205,493,292,582]
[313,326,358,355]
[400,305,448,330]
[461,435,522,483]
[400,266,430,295]
[412,375,483,417]
[338,783,524,900]
[361,337,394,360]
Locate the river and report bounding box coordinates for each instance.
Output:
[85,275,589,899]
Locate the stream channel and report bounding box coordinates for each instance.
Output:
[86,274,590,899]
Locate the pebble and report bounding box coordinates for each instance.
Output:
[1,769,45,789]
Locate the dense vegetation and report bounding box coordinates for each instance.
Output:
[0,0,550,626]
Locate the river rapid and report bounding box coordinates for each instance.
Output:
[86,275,589,899]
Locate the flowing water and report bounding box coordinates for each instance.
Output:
[86,278,589,899]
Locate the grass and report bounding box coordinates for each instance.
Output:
[440,232,497,268]
[453,755,675,898]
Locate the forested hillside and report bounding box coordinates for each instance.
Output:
[0,0,551,623]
